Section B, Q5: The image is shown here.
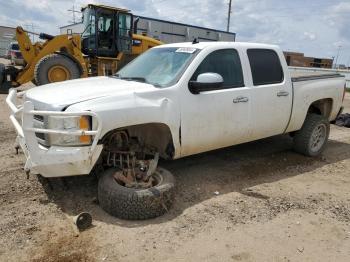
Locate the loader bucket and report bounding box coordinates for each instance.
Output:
[0,64,20,94]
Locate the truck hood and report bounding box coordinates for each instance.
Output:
[24,77,156,110]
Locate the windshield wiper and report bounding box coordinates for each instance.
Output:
[113,75,161,87]
[120,77,147,83]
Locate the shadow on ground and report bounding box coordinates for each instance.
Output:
[38,134,350,227]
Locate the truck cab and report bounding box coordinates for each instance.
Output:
[81,4,133,57]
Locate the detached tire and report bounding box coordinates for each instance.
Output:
[98,168,175,220]
[293,113,330,156]
[34,54,80,85]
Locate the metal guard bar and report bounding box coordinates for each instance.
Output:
[6,88,102,154]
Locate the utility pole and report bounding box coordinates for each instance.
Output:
[24,23,37,42]
[227,0,232,32]
[334,45,342,69]
[68,4,81,24]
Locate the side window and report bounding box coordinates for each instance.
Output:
[191,49,244,88]
[247,49,284,85]
[119,13,132,37]
[98,16,112,33]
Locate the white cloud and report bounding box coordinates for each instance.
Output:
[0,0,349,65]
[303,32,317,41]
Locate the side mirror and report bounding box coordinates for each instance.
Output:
[188,73,224,94]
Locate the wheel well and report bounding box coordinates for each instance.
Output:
[101,123,175,159]
[308,98,333,119]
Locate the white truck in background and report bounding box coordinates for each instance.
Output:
[7,42,346,220]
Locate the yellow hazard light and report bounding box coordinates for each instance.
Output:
[79,116,91,144]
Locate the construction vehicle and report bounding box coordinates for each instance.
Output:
[0,4,162,94]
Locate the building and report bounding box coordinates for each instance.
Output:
[60,15,236,43]
[284,51,333,69]
[0,26,16,57]
[134,16,236,43]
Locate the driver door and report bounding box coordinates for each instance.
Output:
[180,49,252,157]
[97,13,115,57]
[117,12,132,54]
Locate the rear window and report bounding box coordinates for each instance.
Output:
[11,44,19,50]
[247,49,284,85]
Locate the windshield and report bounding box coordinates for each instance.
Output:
[82,8,95,37]
[116,47,198,87]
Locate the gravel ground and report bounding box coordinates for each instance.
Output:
[0,64,350,261]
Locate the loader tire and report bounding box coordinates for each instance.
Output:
[98,168,175,220]
[293,113,330,157]
[34,54,80,85]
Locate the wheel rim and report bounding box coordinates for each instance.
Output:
[309,123,327,153]
[48,65,71,82]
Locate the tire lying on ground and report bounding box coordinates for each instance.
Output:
[98,167,175,220]
[34,54,80,86]
[293,113,330,157]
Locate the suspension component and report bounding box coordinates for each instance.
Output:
[104,131,159,189]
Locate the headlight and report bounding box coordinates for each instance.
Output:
[48,116,92,146]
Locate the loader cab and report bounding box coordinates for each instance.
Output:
[81,4,133,57]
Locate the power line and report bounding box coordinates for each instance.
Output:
[24,23,38,42]
[68,4,81,24]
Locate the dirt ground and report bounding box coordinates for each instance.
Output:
[0,69,350,261]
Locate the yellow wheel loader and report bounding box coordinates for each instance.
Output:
[0,4,162,94]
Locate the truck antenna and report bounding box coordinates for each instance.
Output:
[192,38,199,44]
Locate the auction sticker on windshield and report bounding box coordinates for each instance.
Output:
[175,47,197,53]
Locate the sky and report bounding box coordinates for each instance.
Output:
[0,0,349,66]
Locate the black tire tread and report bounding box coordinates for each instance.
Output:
[293,113,330,156]
[0,63,4,84]
[34,54,80,86]
[98,168,175,220]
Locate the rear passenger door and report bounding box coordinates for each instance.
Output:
[247,49,292,140]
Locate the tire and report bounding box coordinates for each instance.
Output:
[98,167,175,220]
[0,63,4,84]
[293,113,330,156]
[34,54,80,85]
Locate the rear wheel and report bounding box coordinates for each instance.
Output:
[98,167,175,220]
[293,113,330,156]
[34,54,80,85]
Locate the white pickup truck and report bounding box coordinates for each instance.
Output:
[7,42,346,220]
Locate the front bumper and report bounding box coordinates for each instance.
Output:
[6,89,103,178]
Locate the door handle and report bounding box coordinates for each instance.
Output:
[277,91,289,97]
[233,96,249,103]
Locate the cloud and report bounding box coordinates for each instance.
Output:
[332,2,350,37]
[303,32,317,41]
[0,0,349,65]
